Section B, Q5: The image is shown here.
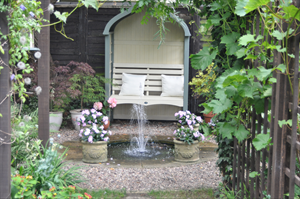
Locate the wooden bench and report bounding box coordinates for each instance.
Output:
[110,63,184,120]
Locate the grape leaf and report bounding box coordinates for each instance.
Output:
[252,133,272,151]
[190,47,217,70]
[233,124,249,142]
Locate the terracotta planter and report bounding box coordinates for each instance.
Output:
[203,111,216,123]
[174,139,199,162]
[82,141,108,163]
[103,120,110,130]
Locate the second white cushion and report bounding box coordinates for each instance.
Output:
[160,75,184,97]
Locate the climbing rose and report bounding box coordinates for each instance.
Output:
[34,51,41,59]
[24,77,31,85]
[93,102,103,110]
[20,36,26,45]
[35,86,42,95]
[17,61,25,70]
[48,4,54,14]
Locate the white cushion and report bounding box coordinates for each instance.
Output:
[119,73,147,96]
[160,75,184,97]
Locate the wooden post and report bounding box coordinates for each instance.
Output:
[38,0,50,147]
[0,9,11,199]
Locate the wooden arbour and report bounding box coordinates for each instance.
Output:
[103,7,191,120]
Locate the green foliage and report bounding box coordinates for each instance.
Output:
[11,108,40,168]
[11,174,38,199]
[189,62,217,100]
[23,144,85,194]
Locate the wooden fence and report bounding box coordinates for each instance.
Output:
[231,4,300,198]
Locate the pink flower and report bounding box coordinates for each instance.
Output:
[94,102,103,110]
[107,97,117,108]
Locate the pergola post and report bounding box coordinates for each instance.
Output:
[0,8,11,199]
[38,0,50,147]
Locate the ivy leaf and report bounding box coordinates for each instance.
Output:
[221,32,241,55]
[209,98,232,114]
[271,30,286,40]
[0,46,4,54]
[276,64,286,73]
[210,1,222,11]
[237,79,254,98]
[209,14,222,26]
[82,0,100,11]
[239,34,255,46]
[190,47,217,70]
[235,0,248,16]
[223,74,248,87]
[233,124,249,142]
[283,5,300,22]
[252,133,272,151]
[249,171,259,178]
[54,11,69,23]
[244,0,270,14]
[276,45,286,53]
[263,86,272,97]
[256,66,272,81]
[235,47,247,58]
[278,119,292,127]
[219,122,235,140]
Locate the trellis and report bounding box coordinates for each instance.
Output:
[231,2,300,198]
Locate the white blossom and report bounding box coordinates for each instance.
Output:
[20,36,26,45]
[34,51,41,59]
[18,122,25,127]
[48,4,54,14]
[17,61,26,70]
[24,77,31,85]
[35,86,42,95]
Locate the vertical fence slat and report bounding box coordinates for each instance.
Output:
[251,109,256,199]
[288,19,300,198]
[237,141,241,195]
[256,114,262,198]
[262,98,269,195]
[0,8,11,199]
[241,140,245,199]
[233,137,237,192]
[38,0,50,147]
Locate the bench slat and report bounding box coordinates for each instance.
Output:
[110,94,183,107]
[112,86,162,92]
[114,63,184,69]
[114,69,183,75]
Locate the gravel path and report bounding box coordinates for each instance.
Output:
[50,120,222,192]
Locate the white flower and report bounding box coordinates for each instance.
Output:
[20,36,26,45]
[23,115,32,122]
[17,62,26,70]
[18,122,25,127]
[24,77,31,85]
[34,51,41,59]
[35,86,42,95]
[48,4,54,14]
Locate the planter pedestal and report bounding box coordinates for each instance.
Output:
[174,139,199,162]
[82,141,107,163]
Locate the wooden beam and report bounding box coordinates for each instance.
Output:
[0,9,11,199]
[38,0,50,147]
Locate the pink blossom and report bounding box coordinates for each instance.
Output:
[94,102,103,110]
[107,97,117,108]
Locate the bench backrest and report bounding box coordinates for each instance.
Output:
[112,63,184,96]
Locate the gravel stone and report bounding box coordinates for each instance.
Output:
[50,120,222,191]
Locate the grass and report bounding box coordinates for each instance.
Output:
[147,188,215,199]
[77,188,126,199]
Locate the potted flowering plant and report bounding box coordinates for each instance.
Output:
[173,110,205,162]
[92,97,117,129]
